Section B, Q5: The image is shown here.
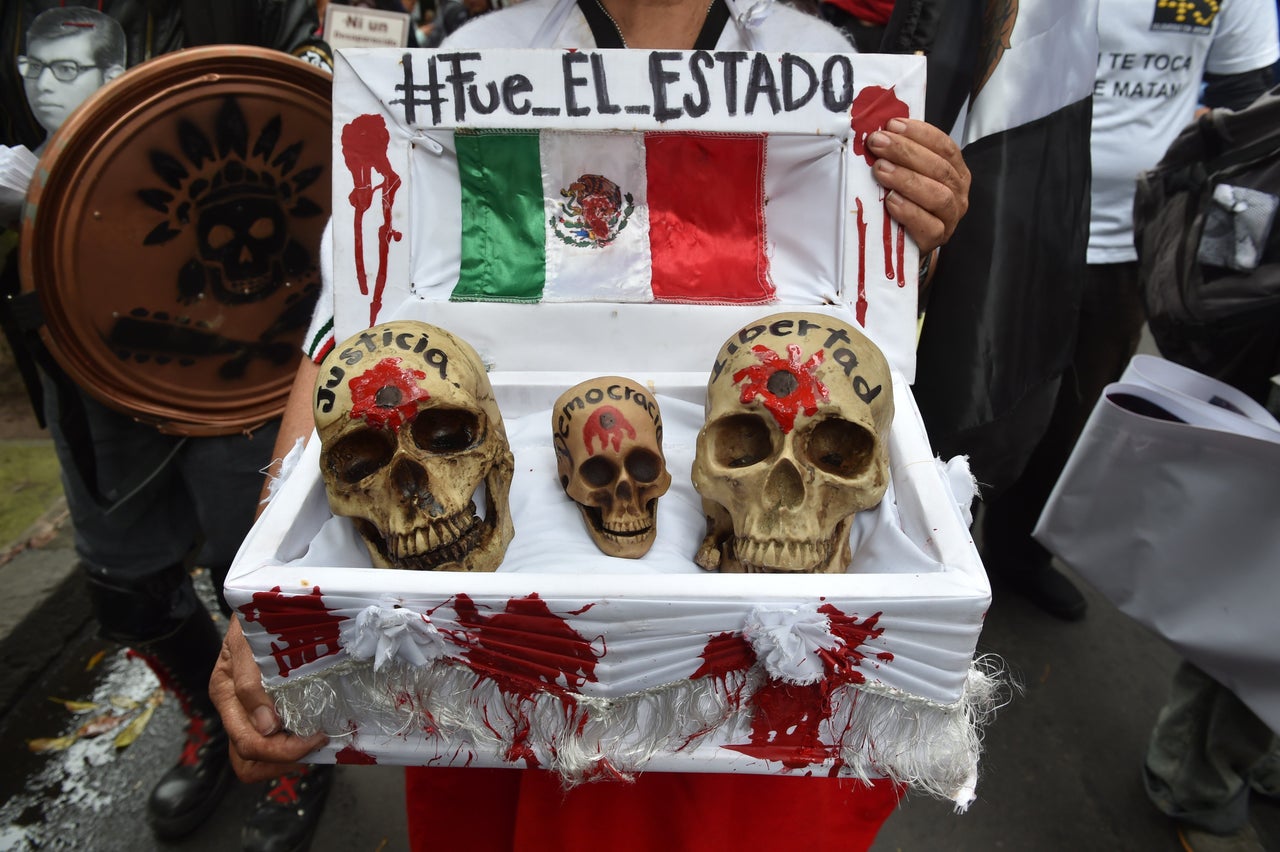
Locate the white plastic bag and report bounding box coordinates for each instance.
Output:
[1034,355,1280,734]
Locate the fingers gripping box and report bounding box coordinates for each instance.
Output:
[225,47,994,807]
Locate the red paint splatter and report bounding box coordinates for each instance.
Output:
[814,605,885,687]
[723,605,889,770]
[692,632,757,683]
[348,357,429,431]
[336,744,378,764]
[733,344,829,433]
[582,405,636,455]
[849,86,909,167]
[237,587,346,678]
[341,114,402,326]
[445,594,601,768]
[855,197,868,326]
[449,593,600,700]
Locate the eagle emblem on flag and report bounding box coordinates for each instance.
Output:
[551,174,635,248]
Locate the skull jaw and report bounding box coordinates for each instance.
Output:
[574,500,659,559]
[695,502,857,574]
[354,462,515,572]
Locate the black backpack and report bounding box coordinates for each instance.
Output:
[1134,85,1280,403]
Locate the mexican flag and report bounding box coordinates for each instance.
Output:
[450,130,774,305]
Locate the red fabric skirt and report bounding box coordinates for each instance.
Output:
[405,766,901,851]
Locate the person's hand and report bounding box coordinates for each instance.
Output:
[209,616,329,783]
[867,117,971,255]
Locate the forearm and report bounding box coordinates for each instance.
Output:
[256,356,320,514]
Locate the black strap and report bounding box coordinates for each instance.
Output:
[576,0,728,49]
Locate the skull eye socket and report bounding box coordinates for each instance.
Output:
[327,429,395,484]
[206,223,236,250]
[579,456,618,488]
[709,414,772,469]
[410,407,482,454]
[249,216,277,240]
[624,448,662,483]
[805,418,874,478]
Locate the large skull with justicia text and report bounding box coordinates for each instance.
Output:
[314,320,514,572]
[691,313,894,574]
[552,376,672,558]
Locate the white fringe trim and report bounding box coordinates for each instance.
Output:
[268,653,1007,806]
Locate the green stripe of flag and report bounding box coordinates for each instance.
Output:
[453,131,546,302]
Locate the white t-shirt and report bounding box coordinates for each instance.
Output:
[304,0,851,360]
[1088,0,1278,264]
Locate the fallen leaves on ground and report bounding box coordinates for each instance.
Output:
[26,686,165,754]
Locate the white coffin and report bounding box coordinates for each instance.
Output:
[224,47,994,807]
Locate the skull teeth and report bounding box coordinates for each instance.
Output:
[733,536,831,573]
[582,503,655,538]
[387,506,487,570]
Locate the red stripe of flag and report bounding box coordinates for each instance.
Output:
[645,133,774,304]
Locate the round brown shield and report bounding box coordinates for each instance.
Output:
[20,45,331,436]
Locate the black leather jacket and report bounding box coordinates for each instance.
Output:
[1,0,332,149]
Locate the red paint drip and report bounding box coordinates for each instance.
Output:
[849,85,910,167]
[849,86,910,289]
[733,344,829,434]
[341,114,402,325]
[734,680,839,769]
[581,405,636,455]
[882,193,894,281]
[896,221,906,288]
[855,197,868,325]
[237,587,346,678]
[335,744,378,765]
[347,357,429,431]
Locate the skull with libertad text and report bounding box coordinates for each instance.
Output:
[691,313,894,574]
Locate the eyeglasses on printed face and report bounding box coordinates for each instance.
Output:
[17,56,105,82]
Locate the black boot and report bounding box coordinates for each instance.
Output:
[242,764,335,852]
[132,611,235,840]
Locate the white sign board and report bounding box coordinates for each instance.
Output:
[323,4,411,50]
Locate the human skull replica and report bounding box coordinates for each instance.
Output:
[691,313,894,574]
[553,376,672,558]
[314,321,514,571]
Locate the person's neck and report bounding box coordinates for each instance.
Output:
[595,0,713,49]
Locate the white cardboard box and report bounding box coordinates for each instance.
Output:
[224,48,993,805]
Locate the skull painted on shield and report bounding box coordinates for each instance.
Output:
[314,321,514,572]
[691,313,894,574]
[552,376,672,558]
